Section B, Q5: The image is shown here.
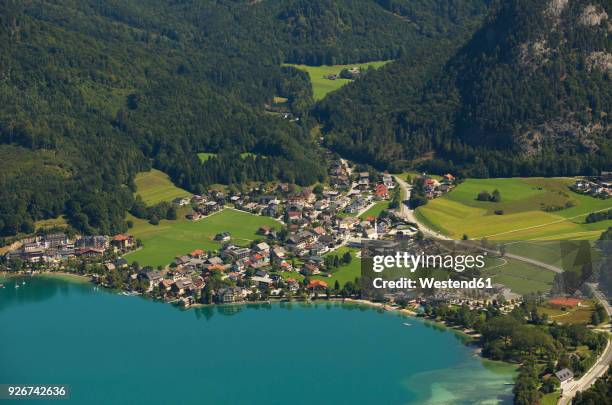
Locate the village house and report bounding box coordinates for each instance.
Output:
[358,172,370,190]
[262,203,280,217]
[111,234,134,251]
[271,246,286,262]
[214,232,231,242]
[159,279,175,292]
[44,233,71,248]
[217,287,244,303]
[555,368,574,385]
[172,278,193,295]
[224,246,251,261]
[172,196,191,206]
[375,183,388,199]
[307,279,328,292]
[186,212,202,221]
[76,235,108,250]
[76,247,105,259]
[190,249,207,259]
[251,274,274,289]
[382,174,395,189]
[138,270,163,291]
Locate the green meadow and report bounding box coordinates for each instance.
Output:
[359,201,390,219]
[197,152,217,162]
[481,257,555,296]
[416,178,612,240]
[285,61,391,100]
[134,169,191,205]
[315,247,361,288]
[277,247,361,289]
[125,209,280,267]
[198,152,262,163]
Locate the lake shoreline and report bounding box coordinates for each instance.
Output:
[3,271,485,354]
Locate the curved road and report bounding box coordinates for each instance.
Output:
[558,284,612,405]
[394,175,611,403]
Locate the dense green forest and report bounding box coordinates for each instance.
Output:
[316,0,612,176]
[0,0,489,236]
[2,0,609,237]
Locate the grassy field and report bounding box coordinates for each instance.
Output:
[197,152,217,162]
[540,392,560,405]
[285,61,390,100]
[359,201,390,219]
[416,178,612,240]
[134,169,191,205]
[124,209,280,267]
[277,247,361,289]
[502,240,601,274]
[198,152,262,163]
[481,257,555,296]
[34,216,68,230]
[538,300,596,325]
[313,247,361,288]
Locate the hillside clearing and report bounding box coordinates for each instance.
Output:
[134,169,191,206]
[285,61,391,100]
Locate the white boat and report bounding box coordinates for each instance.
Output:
[403,323,412,327]
[15,285,19,289]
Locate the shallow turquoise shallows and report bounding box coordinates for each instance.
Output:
[0,276,515,404]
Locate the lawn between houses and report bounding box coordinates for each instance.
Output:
[416,177,612,240]
[277,246,361,289]
[359,201,390,220]
[124,209,280,268]
[285,61,391,101]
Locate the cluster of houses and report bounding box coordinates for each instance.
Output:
[324,66,362,81]
[5,161,482,308]
[419,173,457,199]
[178,162,390,225]
[183,194,224,221]
[571,173,612,198]
[6,233,135,264]
[119,161,415,306]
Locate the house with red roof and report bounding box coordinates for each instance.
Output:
[375,183,388,199]
[111,234,134,250]
[307,279,328,291]
[190,249,206,258]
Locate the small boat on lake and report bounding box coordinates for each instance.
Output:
[403,323,412,327]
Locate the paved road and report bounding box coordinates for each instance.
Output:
[394,175,448,239]
[558,284,612,405]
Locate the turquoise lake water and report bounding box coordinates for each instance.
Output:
[0,275,515,404]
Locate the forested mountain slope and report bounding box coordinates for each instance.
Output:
[316,0,612,176]
[0,0,488,236]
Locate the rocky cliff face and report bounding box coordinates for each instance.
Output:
[315,0,611,175]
